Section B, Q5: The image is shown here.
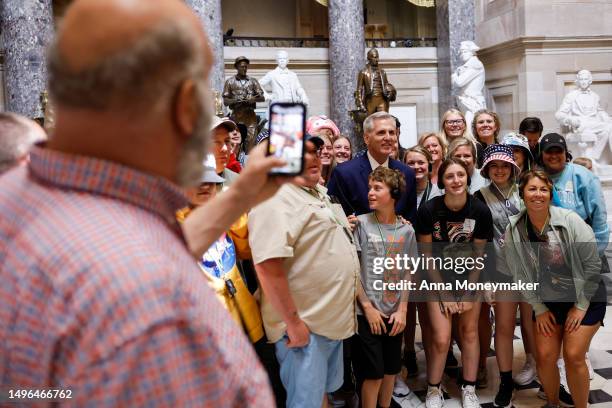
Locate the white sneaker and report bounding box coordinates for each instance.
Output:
[586,354,594,380]
[425,385,444,408]
[461,384,480,408]
[393,376,411,398]
[557,358,568,389]
[514,355,537,385]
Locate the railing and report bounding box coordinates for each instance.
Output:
[224,36,437,48]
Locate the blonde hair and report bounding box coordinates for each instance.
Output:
[440,109,476,142]
[418,132,447,159]
[447,137,477,161]
[472,109,501,142]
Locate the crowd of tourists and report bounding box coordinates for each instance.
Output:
[0,1,608,408]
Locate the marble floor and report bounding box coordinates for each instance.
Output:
[391,274,612,408]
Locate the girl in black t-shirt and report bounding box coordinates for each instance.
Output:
[415,158,493,408]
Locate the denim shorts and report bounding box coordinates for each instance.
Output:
[275,332,343,408]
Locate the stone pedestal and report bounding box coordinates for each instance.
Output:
[328,0,365,147]
[436,0,475,115]
[0,0,54,118]
[186,0,224,93]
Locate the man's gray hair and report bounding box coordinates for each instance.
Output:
[0,113,47,174]
[363,111,396,134]
[47,18,206,113]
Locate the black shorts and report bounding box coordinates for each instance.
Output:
[532,282,607,326]
[352,315,402,380]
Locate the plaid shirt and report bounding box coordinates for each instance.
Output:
[0,147,274,407]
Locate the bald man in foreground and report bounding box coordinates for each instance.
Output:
[0,0,284,406]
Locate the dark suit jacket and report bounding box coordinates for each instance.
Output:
[327,154,417,223]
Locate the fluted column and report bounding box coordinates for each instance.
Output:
[0,0,54,118]
[328,0,365,146]
[436,0,476,114]
[186,0,224,93]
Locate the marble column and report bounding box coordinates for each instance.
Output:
[436,0,475,115]
[0,0,54,118]
[328,0,365,147]
[186,0,224,93]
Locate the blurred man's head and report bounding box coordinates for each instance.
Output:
[47,0,213,187]
[0,113,47,174]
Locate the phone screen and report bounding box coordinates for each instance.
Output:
[267,102,306,175]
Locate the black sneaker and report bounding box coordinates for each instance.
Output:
[403,350,418,377]
[558,385,574,407]
[445,349,459,368]
[494,381,515,408]
[537,385,574,407]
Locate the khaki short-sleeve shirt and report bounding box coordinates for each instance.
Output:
[249,184,359,343]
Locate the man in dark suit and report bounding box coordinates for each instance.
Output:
[328,111,417,223]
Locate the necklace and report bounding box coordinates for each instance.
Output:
[374,212,400,258]
[492,182,514,208]
[526,212,550,237]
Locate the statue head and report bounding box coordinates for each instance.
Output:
[459,41,479,62]
[276,50,289,69]
[234,56,250,77]
[367,48,379,67]
[575,69,593,91]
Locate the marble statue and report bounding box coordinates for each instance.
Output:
[555,69,612,165]
[452,41,486,130]
[259,50,309,106]
[223,56,265,149]
[356,48,396,115]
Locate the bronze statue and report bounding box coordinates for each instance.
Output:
[355,48,396,115]
[222,56,265,149]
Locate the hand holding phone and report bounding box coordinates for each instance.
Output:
[267,102,306,176]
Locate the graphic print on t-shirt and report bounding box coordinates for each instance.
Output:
[366,232,405,304]
[432,220,473,242]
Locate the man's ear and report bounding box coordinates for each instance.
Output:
[363,131,370,147]
[173,79,198,139]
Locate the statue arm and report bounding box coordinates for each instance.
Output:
[295,77,309,105]
[452,63,483,88]
[259,72,273,102]
[252,80,265,102]
[595,95,611,122]
[555,93,579,129]
[382,71,396,102]
[222,80,238,107]
[356,71,367,111]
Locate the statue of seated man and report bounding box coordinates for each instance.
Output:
[452,41,486,130]
[555,70,612,162]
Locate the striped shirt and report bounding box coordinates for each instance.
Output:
[0,147,273,407]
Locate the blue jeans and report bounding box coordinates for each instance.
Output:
[275,333,343,408]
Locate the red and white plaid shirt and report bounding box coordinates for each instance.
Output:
[0,147,274,407]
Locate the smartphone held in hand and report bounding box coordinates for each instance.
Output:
[267,102,306,176]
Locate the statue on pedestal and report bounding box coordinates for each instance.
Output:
[259,50,309,106]
[452,41,486,130]
[355,48,396,116]
[555,69,612,167]
[222,56,265,149]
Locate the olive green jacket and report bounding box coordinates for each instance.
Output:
[503,206,600,316]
